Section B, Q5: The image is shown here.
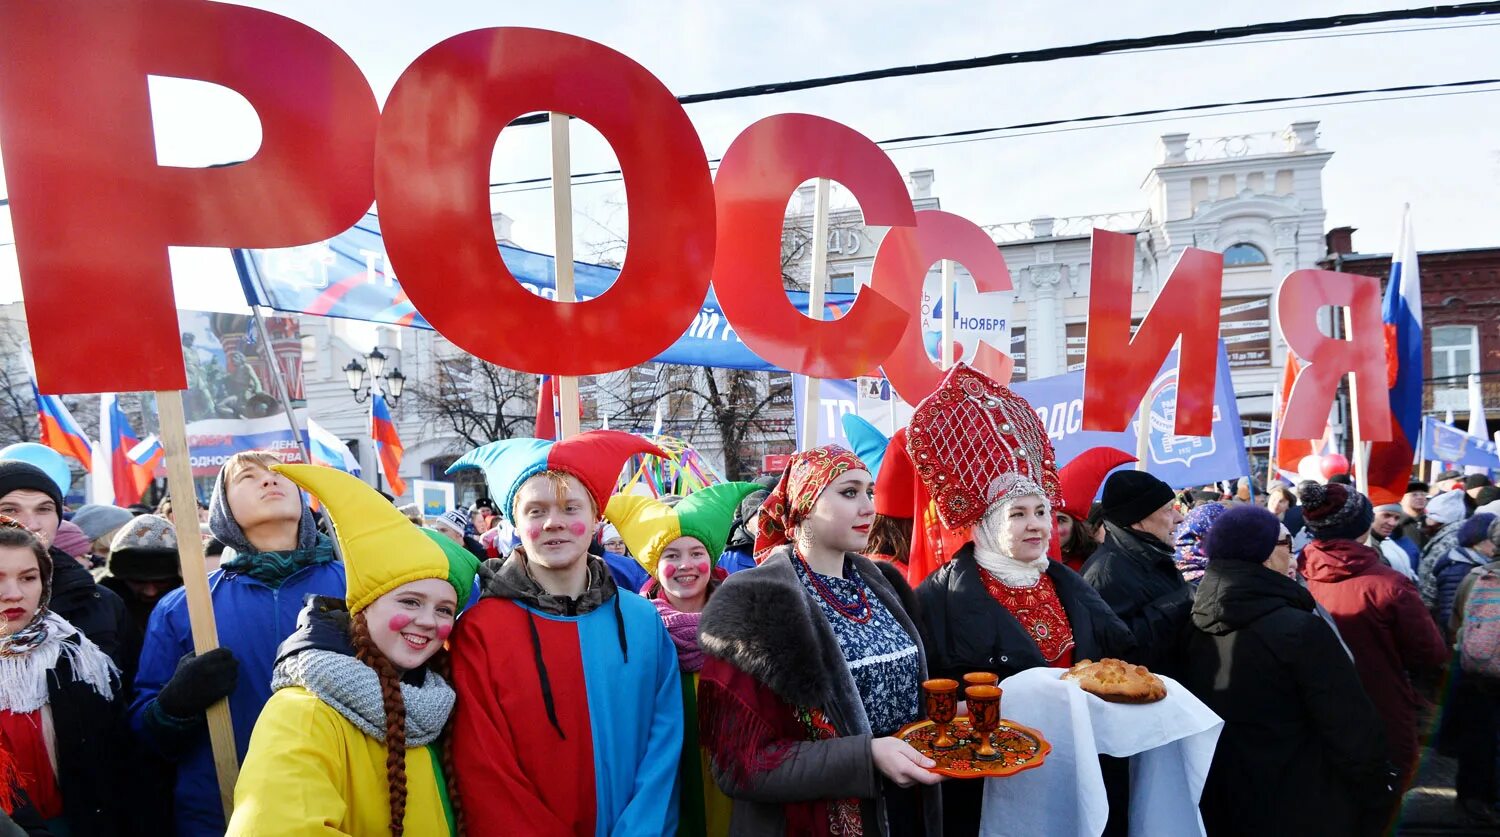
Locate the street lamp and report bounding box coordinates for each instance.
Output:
[344,349,406,405]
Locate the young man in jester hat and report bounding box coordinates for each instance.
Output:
[444,430,686,836]
[604,480,763,837]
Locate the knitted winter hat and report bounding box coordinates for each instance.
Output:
[70,504,134,542]
[1296,480,1375,542]
[274,464,480,614]
[1459,513,1497,548]
[1203,505,1284,564]
[1101,470,1177,528]
[605,482,761,578]
[51,521,90,558]
[446,430,666,524]
[108,514,181,581]
[432,507,471,537]
[1426,490,1469,526]
[0,461,62,513]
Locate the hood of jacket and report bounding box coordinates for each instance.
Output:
[275,595,355,664]
[478,550,617,617]
[48,545,100,607]
[1299,538,1381,583]
[1192,559,1316,635]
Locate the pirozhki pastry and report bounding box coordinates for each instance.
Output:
[1061,658,1167,704]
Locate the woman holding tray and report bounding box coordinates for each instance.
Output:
[698,444,944,836]
[910,364,1135,837]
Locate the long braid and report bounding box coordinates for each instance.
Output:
[351,612,408,836]
[428,647,465,836]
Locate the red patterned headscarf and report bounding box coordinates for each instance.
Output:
[755,445,868,558]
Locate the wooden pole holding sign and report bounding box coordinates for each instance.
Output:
[550,113,582,440]
[154,389,238,820]
[1135,398,1151,472]
[798,178,832,451]
[940,260,956,371]
[1342,306,1369,496]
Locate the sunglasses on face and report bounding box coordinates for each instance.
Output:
[1276,537,1293,549]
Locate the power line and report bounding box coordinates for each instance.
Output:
[482,77,1500,195]
[504,2,1500,126]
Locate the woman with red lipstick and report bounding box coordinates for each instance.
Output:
[605,481,761,837]
[697,444,943,837]
[908,365,1134,837]
[0,517,124,836]
[228,465,480,836]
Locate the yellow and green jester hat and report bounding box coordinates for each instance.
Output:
[274,463,481,614]
[605,481,763,580]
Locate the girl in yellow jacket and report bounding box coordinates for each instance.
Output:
[227,465,480,836]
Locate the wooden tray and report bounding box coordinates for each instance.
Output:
[895,717,1051,779]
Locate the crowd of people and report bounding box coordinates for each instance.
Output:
[0,361,1495,836]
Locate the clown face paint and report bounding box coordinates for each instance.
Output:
[657,536,712,612]
[513,473,596,574]
[364,577,457,672]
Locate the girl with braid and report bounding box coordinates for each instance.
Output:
[227,465,480,836]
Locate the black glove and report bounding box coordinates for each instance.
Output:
[156,648,239,718]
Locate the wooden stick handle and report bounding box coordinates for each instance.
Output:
[155,389,239,820]
[550,112,582,440]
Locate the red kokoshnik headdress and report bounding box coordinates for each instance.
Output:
[906,363,1062,530]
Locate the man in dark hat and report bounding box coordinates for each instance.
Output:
[1399,480,1430,548]
[1081,469,1191,677]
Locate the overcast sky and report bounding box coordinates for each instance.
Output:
[1,0,1497,312]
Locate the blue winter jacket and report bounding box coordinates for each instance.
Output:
[1434,547,1488,629]
[716,544,756,574]
[129,551,345,837]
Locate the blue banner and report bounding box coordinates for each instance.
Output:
[1421,416,1500,470]
[793,344,1249,491]
[233,213,856,372]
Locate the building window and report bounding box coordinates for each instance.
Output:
[1432,325,1479,380]
[1223,243,1268,266]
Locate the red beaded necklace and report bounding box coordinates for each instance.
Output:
[796,552,873,624]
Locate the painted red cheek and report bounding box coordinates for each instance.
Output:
[436,623,452,641]
[661,563,677,579]
[568,522,587,537]
[695,561,710,575]
[387,613,413,633]
[525,526,543,541]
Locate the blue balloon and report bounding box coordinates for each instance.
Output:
[0,443,73,496]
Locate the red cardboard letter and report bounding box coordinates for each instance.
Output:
[870,210,1015,404]
[712,115,910,378]
[1277,269,1392,441]
[0,0,378,393]
[1082,230,1222,436]
[376,29,716,375]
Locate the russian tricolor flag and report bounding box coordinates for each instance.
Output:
[306,417,361,475]
[370,393,405,496]
[105,395,153,506]
[1367,207,1424,504]
[127,434,164,470]
[31,381,92,471]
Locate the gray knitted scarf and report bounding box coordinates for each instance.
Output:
[271,649,454,747]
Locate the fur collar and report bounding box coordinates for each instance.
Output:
[699,546,918,712]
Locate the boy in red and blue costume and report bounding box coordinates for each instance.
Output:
[445,430,684,835]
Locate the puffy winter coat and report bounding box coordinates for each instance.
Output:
[129,551,345,837]
[1080,523,1193,677]
[1185,559,1389,837]
[1300,539,1448,775]
[1432,546,1489,632]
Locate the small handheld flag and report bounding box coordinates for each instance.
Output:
[31,381,92,471]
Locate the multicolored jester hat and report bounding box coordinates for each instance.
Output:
[605,481,763,579]
[445,430,667,524]
[272,463,480,613]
